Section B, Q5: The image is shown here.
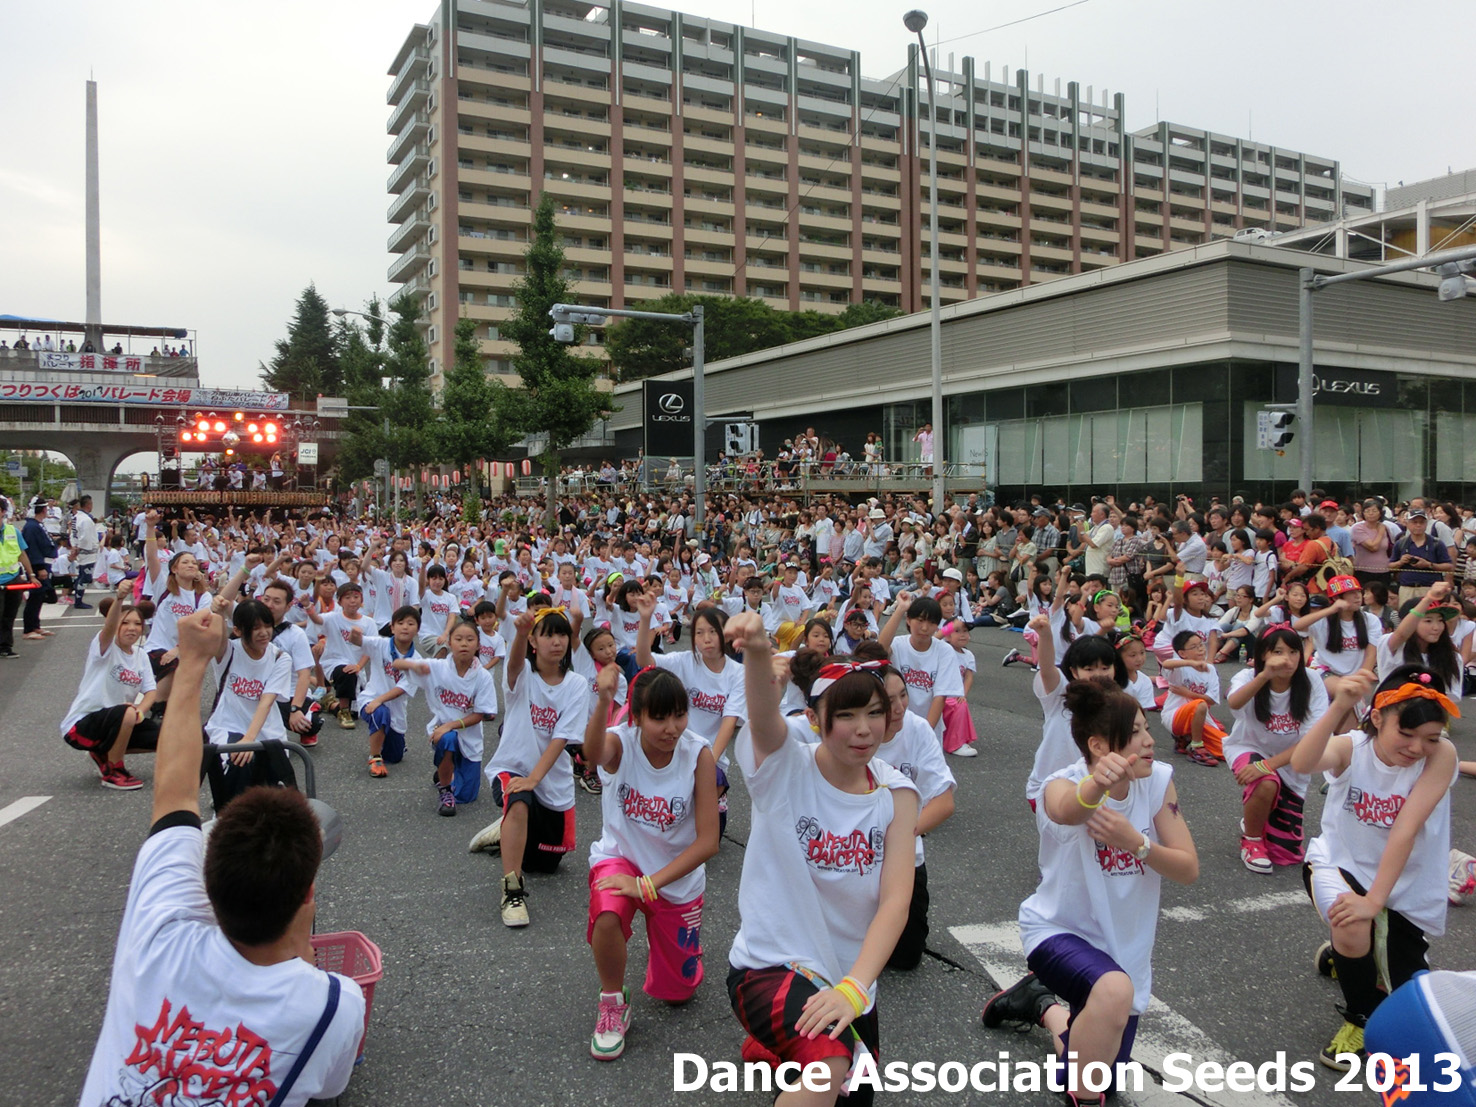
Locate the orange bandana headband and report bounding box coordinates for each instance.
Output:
[1372,678,1460,719]
[531,604,568,627]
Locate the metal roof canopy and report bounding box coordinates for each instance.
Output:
[0,315,188,339]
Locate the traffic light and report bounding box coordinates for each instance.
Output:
[1259,410,1295,453]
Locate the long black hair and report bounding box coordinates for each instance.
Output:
[1251,625,1311,725]
[1059,633,1129,688]
[1394,599,1462,694]
[1320,603,1370,655]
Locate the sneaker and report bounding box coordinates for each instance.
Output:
[1320,1018,1365,1071]
[501,872,529,927]
[87,747,110,778]
[1187,746,1222,767]
[368,756,388,778]
[337,708,355,730]
[1315,941,1337,979]
[71,601,93,611]
[299,732,318,747]
[469,816,503,854]
[100,763,143,791]
[437,785,457,817]
[1240,836,1272,874]
[0,647,16,659]
[1001,648,1020,668]
[981,972,1057,1031]
[1028,665,1039,674]
[949,744,979,758]
[1449,848,1476,906]
[580,769,604,795]
[590,989,633,1060]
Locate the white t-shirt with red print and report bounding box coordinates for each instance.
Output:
[61,633,158,734]
[417,657,498,761]
[484,666,586,810]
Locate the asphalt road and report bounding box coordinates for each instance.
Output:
[2,604,1472,1107]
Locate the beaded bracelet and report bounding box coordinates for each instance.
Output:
[834,976,868,1018]
[1075,778,1107,810]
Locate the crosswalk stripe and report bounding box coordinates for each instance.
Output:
[0,796,52,829]
[950,922,1298,1107]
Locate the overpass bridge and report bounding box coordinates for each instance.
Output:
[0,349,343,510]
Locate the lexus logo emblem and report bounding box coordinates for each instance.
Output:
[658,393,685,415]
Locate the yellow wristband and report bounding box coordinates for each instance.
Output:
[1075,777,1107,810]
[834,977,868,1018]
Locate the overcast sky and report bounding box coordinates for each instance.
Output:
[3,0,1472,401]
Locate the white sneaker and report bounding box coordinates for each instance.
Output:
[1450,848,1476,906]
[501,872,529,927]
[469,817,503,854]
[949,744,979,757]
[590,989,632,1060]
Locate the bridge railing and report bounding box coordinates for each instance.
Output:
[0,347,197,378]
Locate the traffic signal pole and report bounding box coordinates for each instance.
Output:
[1295,244,1476,493]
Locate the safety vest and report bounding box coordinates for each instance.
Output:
[0,524,20,577]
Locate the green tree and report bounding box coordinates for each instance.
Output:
[500,193,609,528]
[836,300,904,328]
[434,316,527,475]
[332,310,386,485]
[381,293,436,476]
[603,293,790,381]
[259,283,342,403]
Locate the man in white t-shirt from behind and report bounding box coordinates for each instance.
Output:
[82,605,364,1106]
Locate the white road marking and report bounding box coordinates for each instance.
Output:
[0,796,52,828]
[951,922,1297,1107]
[1161,889,1306,924]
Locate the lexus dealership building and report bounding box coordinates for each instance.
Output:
[604,240,1476,505]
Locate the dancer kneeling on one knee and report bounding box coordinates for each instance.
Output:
[986,680,1198,1107]
[583,663,719,1061]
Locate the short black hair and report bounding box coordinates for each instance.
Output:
[204,788,322,945]
[629,667,688,721]
[907,595,943,624]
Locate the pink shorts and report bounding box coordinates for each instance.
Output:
[587,858,704,1002]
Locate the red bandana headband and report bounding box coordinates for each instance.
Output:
[809,659,888,700]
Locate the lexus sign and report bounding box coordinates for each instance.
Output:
[644,379,695,457]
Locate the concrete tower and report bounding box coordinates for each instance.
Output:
[84,79,102,351]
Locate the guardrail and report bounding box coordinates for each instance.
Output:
[502,460,987,500]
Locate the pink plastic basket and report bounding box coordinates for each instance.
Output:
[311,930,383,1062]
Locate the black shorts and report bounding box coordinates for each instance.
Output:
[62,704,160,753]
[148,648,179,679]
[488,770,576,874]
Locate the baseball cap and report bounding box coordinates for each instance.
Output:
[1318,500,1339,510]
[1407,508,1428,519]
[942,567,964,583]
[1325,575,1361,597]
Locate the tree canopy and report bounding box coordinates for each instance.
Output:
[259,283,342,403]
[602,294,903,381]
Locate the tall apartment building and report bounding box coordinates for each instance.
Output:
[387,0,1375,389]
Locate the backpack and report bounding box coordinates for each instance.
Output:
[1311,538,1355,592]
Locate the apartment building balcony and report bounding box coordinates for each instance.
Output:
[684,164,736,189]
[388,181,431,224]
[389,245,431,284]
[389,116,431,164]
[1134,235,1164,251]
[459,99,532,127]
[388,146,430,194]
[387,53,430,105]
[388,83,431,134]
[389,214,431,255]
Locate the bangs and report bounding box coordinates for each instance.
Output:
[813,668,885,730]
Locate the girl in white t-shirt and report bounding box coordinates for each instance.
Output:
[582,664,720,1061]
[723,613,919,1103]
[140,513,211,709]
[1291,665,1460,1071]
[986,680,1197,1106]
[1223,625,1329,873]
[204,597,293,812]
[417,564,457,657]
[1377,583,1464,697]
[635,598,745,832]
[776,619,836,716]
[59,580,159,791]
[1294,575,1380,729]
[393,619,498,814]
[569,625,627,794]
[939,619,979,757]
[470,607,587,928]
[1024,614,1131,808]
[1106,628,1158,714]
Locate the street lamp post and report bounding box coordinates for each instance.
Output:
[903,10,946,512]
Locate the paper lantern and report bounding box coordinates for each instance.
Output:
[453,470,461,485]
[521,458,532,476]
[504,462,515,480]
